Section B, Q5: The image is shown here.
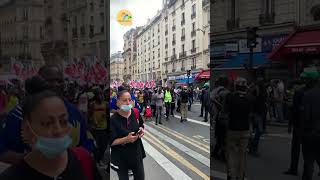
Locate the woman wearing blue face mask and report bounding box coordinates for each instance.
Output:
[110,90,146,180]
[0,90,102,180]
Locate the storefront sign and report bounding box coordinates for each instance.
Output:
[262,35,287,52]
[211,43,238,57]
[238,38,262,53]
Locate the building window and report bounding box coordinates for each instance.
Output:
[191,4,196,19]
[23,8,28,20]
[166,51,168,58]
[192,40,195,49]
[158,49,160,57]
[182,12,185,21]
[172,48,176,55]
[231,0,235,20]
[192,22,195,31]
[182,28,185,36]
[158,36,160,45]
[182,44,185,52]
[263,0,274,15]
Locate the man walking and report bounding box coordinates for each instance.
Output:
[155,88,164,125]
[180,86,189,122]
[300,69,320,180]
[225,77,253,180]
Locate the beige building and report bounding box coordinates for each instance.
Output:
[136,11,163,82]
[123,28,141,81]
[41,0,68,66]
[67,0,107,64]
[161,0,210,82]
[0,0,45,73]
[110,51,124,81]
[210,0,320,79]
[133,0,210,83]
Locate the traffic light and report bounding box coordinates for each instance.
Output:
[187,70,191,76]
[246,27,259,48]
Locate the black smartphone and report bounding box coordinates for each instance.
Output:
[134,129,142,136]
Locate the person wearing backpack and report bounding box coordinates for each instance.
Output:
[202,83,210,122]
[224,77,253,180]
[212,77,230,161]
[110,90,146,180]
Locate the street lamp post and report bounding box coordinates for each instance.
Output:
[197,28,206,69]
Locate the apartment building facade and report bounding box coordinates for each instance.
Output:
[110,51,124,81]
[0,0,45,74]
[133,0,210,84]
[67,0,107,64]
[210,0,320,79]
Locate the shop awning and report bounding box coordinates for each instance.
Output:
[194,70,210,81]
[215,53,268,70]
[269,29,320,60]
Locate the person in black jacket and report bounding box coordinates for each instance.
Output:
[300,69,320,180]
[225,77,253,180]
[180,86,189,122]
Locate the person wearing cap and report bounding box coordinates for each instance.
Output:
[299,68,320,180]
[224,77,253,180]
[284,69,320,176]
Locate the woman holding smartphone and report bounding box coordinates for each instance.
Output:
[110,90,146,180]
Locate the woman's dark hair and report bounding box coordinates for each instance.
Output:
[117,90,130,99]
[25,76,49,95]
[22,90,63,121]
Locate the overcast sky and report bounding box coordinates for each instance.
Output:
[110,0,163,56]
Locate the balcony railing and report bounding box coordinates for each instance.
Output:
[226,18,240,30]
[171,54,177,60]
[72,28,78,38]
[181,67,185,71]
[165,30,168,35]
[179,51,186,58]
[191,13,196,19]
[172,25,176,31]
[191,48,196,54]
[172,40,176,45]
[191,30,196,37]
[181,20,185,25]
[89,25,94,38]
[259,13,275,25]
[181,35,185,41]
[80,26,85,37]
[165,44,168,49]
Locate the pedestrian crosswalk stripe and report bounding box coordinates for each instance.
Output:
[144,134,210,180]
[146,125,210,167]
[174,115,210,126]
[150,123,210,153]
[142,139,192,180]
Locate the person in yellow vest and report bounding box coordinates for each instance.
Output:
[5,90,19,113]
[89,91,108,168]
[164,87,172,121]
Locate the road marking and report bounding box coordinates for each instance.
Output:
[174,115,210,126]
[146,125,210,167]
[142,139,192,180]
[150,123,210,152]
[144,134,210,180]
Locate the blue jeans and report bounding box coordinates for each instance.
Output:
[188,97,192,110]
[275,103,284,122]
[250,113,263,153]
